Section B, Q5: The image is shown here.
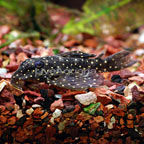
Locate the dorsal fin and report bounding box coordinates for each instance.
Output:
[57,51,96,58]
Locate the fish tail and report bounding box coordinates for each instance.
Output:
[97,51,137,72]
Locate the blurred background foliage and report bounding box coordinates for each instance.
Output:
[63,0,144,35]
[0,0,144,37]
[0,0,50,36]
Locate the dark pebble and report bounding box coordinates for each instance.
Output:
[127,101,137,110]
[127,129,141,139]
[40,89,49,98]
[139,117,144,127]
[111,96,120,106]
[40,89,53,110]
[62,105,75,113]
[111,75,122,83]
[16,115,27,126]
[115,85,125,95]
[14,94,24,109]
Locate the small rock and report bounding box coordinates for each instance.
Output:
[94,116,104,123]
[124,82,140,100]
[84,102,101,115]
[16,109,24,119]
[14,104,20,111]
[40,89,54,97]
[111,75,122,83]
[41,111,48,119]
[53,109,62,119]
[75,92,97,106]
[74,104,81,113]
[58,120,67,131]
[105,104,114,110]
[16,115,26,126]
[135,49,144,56]
[33,108,44,118]
[0,79,7,92]
[26,108,34,116]
[0,68,7,75]
[0,115,7,124]
[32,104,41,108]
[50,98,64,112]
[5,103,14,111]
[64,105,75,113]
[50,109,62,124]
[114,85,125,95]
[6,64,19,71]
[108,122,113,129]
[127,114,134,120]
[95,87,112,105]
[111,116,116,124]
[34,97,44,104]
[0,105,5,113]
[54,94,62,99]
[83,38,98,48]
[131,85,141,102]
[138,32,144,43]
[8,116,16,125]
[24,90,41,97]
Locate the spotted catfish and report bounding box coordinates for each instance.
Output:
[11,51,136,90]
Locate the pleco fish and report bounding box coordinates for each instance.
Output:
[11,51,136,90]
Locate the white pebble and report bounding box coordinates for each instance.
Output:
[32,104,41,108]
[26,108,34,115]
[0,68,7,74]
[124,82,140,100]
[16,110,23,119]
[0,80,7,92]
[111,116,116,124]
[138,32,144,43]
[135,49,144,56]
[52,109,62,119]
[108,122,113,129]
[50,109,62,124]
[105,104,114,110]
[75,92,97,105]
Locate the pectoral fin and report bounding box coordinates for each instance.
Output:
[48,71,104,90]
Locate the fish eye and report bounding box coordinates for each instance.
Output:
[35,61,44,68]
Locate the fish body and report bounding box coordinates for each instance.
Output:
[11,51,136,90]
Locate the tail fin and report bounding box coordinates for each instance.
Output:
[98,51,137,72]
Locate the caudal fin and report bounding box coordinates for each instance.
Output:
[98,51,137,72]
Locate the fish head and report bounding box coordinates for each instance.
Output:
[11,57,47,89]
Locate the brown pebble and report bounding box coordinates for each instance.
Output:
[127,114,134,120]
[40,111,48,119]
[0,105,5,113]
[0,115,7,124]
[5,103,14,111]
[94,116,104,123]
[50,98,64,112]
[33,108,44,116]
[8,116,16,125]
[127,120,133,125]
